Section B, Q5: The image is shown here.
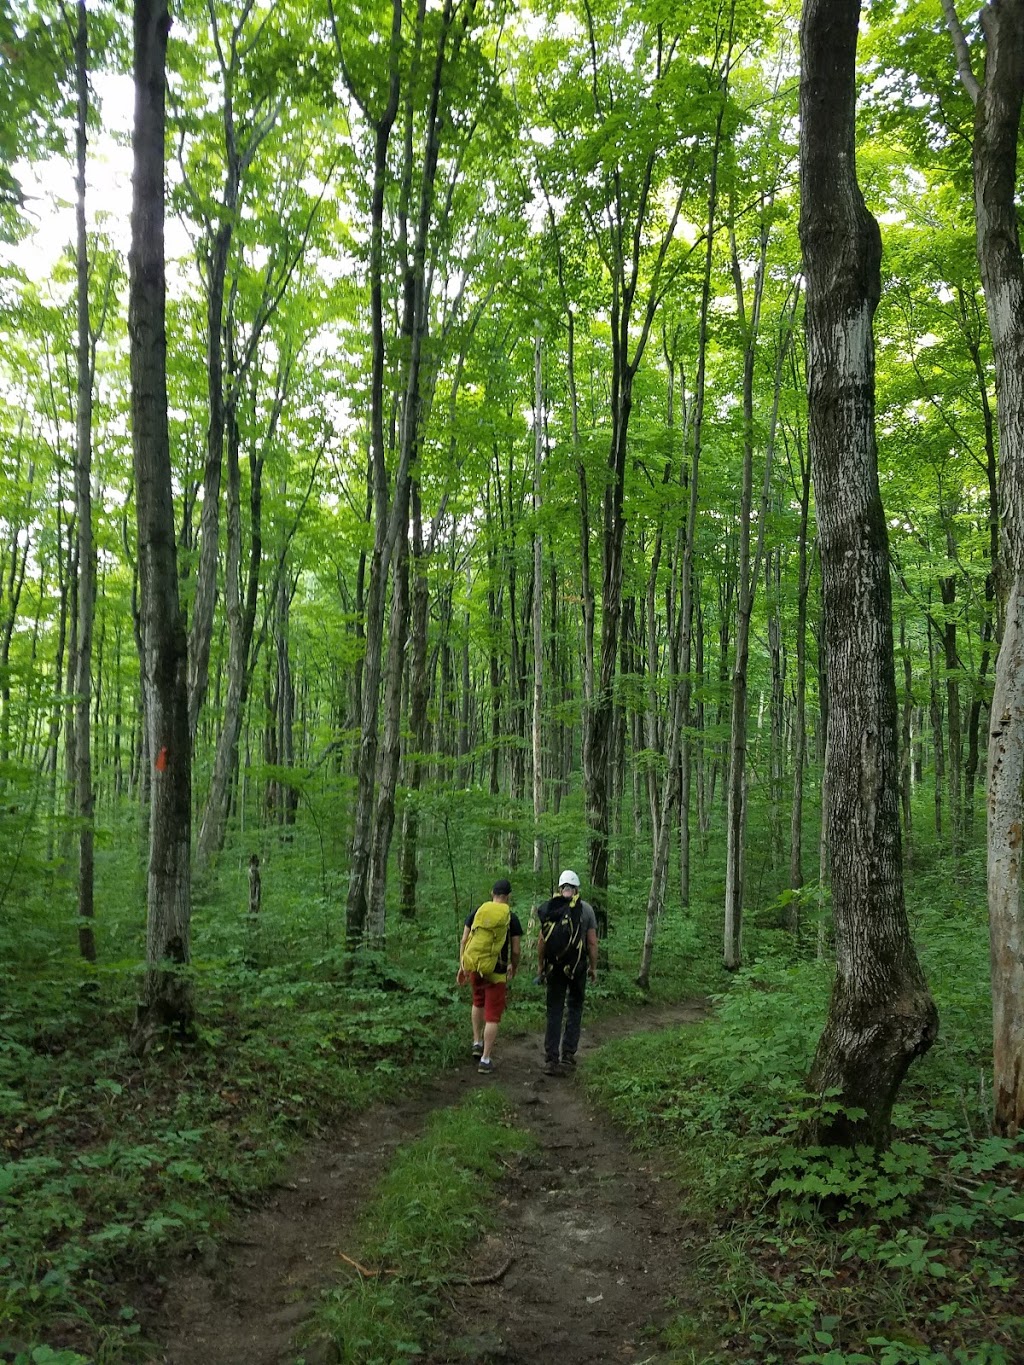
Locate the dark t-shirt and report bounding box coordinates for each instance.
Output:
[464,907,523,975]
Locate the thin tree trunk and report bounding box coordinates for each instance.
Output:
[195,406,262,867]
[532,329,544,882]
[900,615,914,861]
[789,417,811,897]
[928,616,945,838]
[940,562,963,852]
[367,542,410,944]
[343,0,403,948]
[71,0,96,963]
[398,481,429,918]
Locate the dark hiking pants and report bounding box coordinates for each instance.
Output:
[545,968,587,1063]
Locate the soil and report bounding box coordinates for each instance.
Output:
[149,999,709,1365]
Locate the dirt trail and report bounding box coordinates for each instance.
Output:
[151,999,708,1365]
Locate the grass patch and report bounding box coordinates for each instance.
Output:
[304,1088,533,1364]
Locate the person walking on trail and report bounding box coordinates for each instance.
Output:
[457,878,522,1075]
[537,870,598,1076]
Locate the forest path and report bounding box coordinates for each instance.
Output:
[151,998,709,1365]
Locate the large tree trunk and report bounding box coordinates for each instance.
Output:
[944,0,1024,1137]
[799,0,937,1148]
[130,0,193,1046]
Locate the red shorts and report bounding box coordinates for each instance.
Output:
[471,975,507,1023]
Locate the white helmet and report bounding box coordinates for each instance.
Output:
[557,869,580,888]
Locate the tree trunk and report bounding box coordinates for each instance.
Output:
[343,0,403,949]
[275,572,298,826]
[186,6,282,744]
[900,615,914,861]
[944,0,1024,1136]
[345,0,452,947]
[789,417,811,896]
[398,481,429,918]
[72,0,96,963]
[367,541,410,945]
[799,0,937,1147]
[767,545,785,871]
[940,562,963,852]
[130,0,193,1046]
[928,617,945,837]
[723,216,773,970]
[532,329,544,883]
[195,408,262,867]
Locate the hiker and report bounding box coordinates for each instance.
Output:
[537,870,598,1076]
[457,878,522,1075]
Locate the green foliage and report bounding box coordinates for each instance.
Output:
[585,855,1023,1364]
[307,1089,533,1365]
[0,827,474,1361]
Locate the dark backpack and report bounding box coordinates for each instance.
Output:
[540,895,586,979]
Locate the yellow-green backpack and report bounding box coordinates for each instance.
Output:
[462,901,511,979]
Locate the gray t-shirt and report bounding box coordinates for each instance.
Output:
[577,899,597,936]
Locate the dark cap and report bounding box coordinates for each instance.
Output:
[492,877,512,896]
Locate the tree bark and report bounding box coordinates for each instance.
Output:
[130,0,193,1046]
[800,0,937,1148]
[944,0,1024,1137]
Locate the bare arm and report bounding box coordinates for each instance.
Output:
[457,924,471,983]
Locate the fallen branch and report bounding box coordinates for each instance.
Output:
[464,1252,515,1286]
[337,1252,398,1278]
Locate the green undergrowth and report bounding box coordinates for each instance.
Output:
[303,1087,533,1365]
[585,862,1024,1364]
[0,913,468,1362]
[1,814,710,1365]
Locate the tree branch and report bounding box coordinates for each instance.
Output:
[941,0,981,104]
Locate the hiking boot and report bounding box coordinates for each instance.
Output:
[561,1053,577,1068]
[471,1041,484,1059]
[543,1059,563,1077]
[478,1057,495,1075]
